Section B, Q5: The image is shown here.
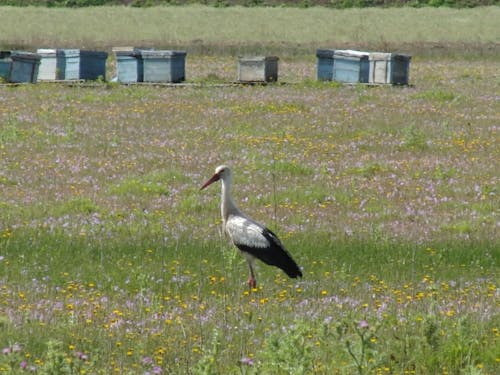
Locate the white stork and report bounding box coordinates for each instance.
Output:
[200,165,302,288]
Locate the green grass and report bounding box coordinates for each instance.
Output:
[109,171,180,197]
[1,231,498,373]
[0,58,498,373]
[0,6,499,373]
[0,5,499,56]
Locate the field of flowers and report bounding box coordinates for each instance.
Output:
[0,55,499,374]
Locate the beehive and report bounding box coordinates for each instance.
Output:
[332,50,370,83]
[141,50,186,83]
[238,56,279,83]
[316,49,335,81]
[9,51,41,83]
[0,51,12,82]
[37,49,59,80]
[369,53,411,85]
[113,47,143,83]
[55,49,108,80]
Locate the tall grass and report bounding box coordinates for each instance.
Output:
[0,5,499,55]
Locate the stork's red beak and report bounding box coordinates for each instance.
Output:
[200,172,220,190]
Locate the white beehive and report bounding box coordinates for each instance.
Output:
[369,53,411,85]
[238,56,279,83]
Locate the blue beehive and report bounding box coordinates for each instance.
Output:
[80,50,108,80]
[316,49,335,81]
[0,51,12,82]
[56,49,108,80]
[57,49,81,80]
[369,52,411,85]
[332,50,370,83]
[114,48,143,83]
[9,51,41,83]
[141,50,186,83]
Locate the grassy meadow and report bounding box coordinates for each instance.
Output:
[0,5,499,55]
[1,5,500,375]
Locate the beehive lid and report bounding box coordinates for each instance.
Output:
[369,52,412,61]
[115,51,141,57]
[369,52,393,61]
[11,51,41,61]
[239,56,279,62]
[334,49,370,58]
[114,48,142,57]
[316,49,335,58]
[37,49,57,56]
[56,49,81,57]
[141,50,187,58]
[393,53,411,61]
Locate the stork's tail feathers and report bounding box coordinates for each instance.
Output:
[262,228,302,279]
[279,254,303,278]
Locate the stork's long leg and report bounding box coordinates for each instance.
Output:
[247,259,257,289]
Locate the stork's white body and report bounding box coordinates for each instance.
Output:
[201,165,302,288]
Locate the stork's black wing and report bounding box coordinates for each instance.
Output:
[226,215,302,278]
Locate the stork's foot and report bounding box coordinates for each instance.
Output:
[248,277,257,289]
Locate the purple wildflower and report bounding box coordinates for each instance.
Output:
[76,351,89,361]
[358,320,369,329]
[142,356,153,365]
[240,357,254,366]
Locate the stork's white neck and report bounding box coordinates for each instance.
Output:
[220,176,240,223]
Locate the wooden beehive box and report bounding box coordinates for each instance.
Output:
[9,51,41,83]
[0,51,12,82]
[332,50,370,83]
[37,49,59,80]
[56,49,81,80]
[113,47,143,83]
[79,50,108,80]
[316,49,335,81]
[141,50,186,83]
[55,49,108,80]
[238,56,279,83]
[369,52,411,85]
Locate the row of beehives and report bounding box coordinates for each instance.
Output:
[0,49,109,83]
[0,48,411,85]
[102,48,411,85]
[0,48,193,83]
[316,49,411,85]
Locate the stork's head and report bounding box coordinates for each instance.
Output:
[200,165,231,190]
